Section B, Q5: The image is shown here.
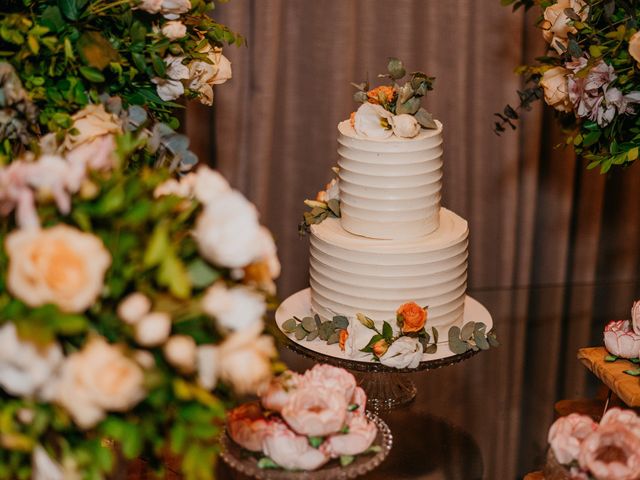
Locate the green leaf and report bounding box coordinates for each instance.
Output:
[474,330,490,350]
[460,322,475,341]
[396,96,420,115]
[387,57,406,80]
[604,354,619,362]
[623,368,640,376]
[158,253,192,299]
[282,318,298,333]
[382,321,393,341]
[432,326,439,344]
[41,6,65,32]
[332,315,349,329]
[301,316,317,332]
[78,31,119,70]
[340,455,355,467]
[327,198,341,217]
[308,436,324,448]
[187,259,220,288]
[50,313,88,335]
[79,66,105,83]
[327,331,340,345]
[306,329,319,341]
[257,457,279,470]
[144,222,170,267]
[58,0,79,21]
[415,108,437,129]
[360,334,384,352]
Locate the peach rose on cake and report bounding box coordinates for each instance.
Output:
[323,415,377,458]
[548,413,598,465]
[5,225,111,313]
[53,337,145,429]
[302,364,357,404]
[281,386,348,437]
[227,402,271,452]
[578,424,640,480]
[258,370,302,413]
[397,302,427,333]
[262,421,330,471]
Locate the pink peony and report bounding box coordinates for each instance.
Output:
[281,386,348,437]
[258,370,302,413]
[600,408,640,437]
[548,414,598,465]
[578,424,640,480]
[603,320,640,359]
[227,402,271,452]
[323,415,377,458]
[262,421,330,471]
[301,364,357,404]
[349,386,368,417]
[631,301,640,336]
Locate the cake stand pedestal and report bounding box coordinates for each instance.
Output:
[274,289,493,414]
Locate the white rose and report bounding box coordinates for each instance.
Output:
[197,344,219,390]
[354,102,393,139]
[5,225,111,313]
[164,335,197,373]
[540,67,572,112]
[194,190,263,268]
[54,338,145,429]
[202,282,266,332]
[137,0,162,13]
[379,336,423,369]
[161,20,187,40]
[64,104,121,150]
[0,323,63,398]
[218,324,276,395]
[152,77,184,101]
[390,114,421,138]
[117,292,152,325]
[193,166,231,205]
[164,55,189,81]
[134,311,172,347]
[211,54,232,85]
[160,0,191,19]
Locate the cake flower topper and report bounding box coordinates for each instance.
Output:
[603,300,640,376]
[350,58,438,139]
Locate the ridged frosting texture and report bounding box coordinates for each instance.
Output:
[337,120,443,240]
[309,209,468,330]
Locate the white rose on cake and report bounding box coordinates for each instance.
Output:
[390,114,421,138]
[5,225,111,313]
[194,190,263,268]
[53,337,145,429]
[353,103,393,139]
[379,336,423,369]
[202,281,266,332]
[0,323,63,398]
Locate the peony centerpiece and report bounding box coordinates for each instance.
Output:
[602,300,640,376]
[499,0,640,173]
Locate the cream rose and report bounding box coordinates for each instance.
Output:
[134,311,172,347]
[202,282,266,332]
[540,67,572,112]
[630,32,640,66]
[6,225,111,313]
[0,322,63,398]
[161,20,187,40]
[218,323,276,395]
[323,415,377,458]
[281,386,348,437]
[353,102,393,139]
[194,190,263,268]
[53,338,145,429]
[164,335,197,373]
[262,422,330,471]
[390,114,421,138]
[188,45,232,106]
[152,77,184,101]
[64,104,121,150]
[193,166,231,205]
[117,292,152,325]
[160,0,191,19]
[542,0,589,55]
[379,336,423,369]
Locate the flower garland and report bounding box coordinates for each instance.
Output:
[498,0,640,173]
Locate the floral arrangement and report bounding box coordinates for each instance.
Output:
[498,0,640,173]
[0,129,280,479]
[0,0,240,163]
[603,300,640,377]
[283,302,498,369]
[545,409,640,480]
[226,364,383,471]
[298,174,340,235]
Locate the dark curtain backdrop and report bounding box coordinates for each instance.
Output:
[185,1,640,478]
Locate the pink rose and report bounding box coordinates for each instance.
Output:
[258,370,302,413]
[323,415,377,458]
[262,421,330,471]
[301,364,357,404]
[548,414,598,465]
[603,320,640,359]
[579,424,640,480]
[227,402,270,452]
[601,408,640,437]
[281,387,348,437]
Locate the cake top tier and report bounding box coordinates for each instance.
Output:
[338,119,443,151]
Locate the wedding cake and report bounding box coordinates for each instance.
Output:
[309,119,469,332]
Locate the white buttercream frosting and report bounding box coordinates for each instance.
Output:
[337,119,443,240]
[309,209,468,329]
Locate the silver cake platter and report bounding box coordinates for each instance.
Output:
[274,288,494,413]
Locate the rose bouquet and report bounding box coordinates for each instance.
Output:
[0,0,240,164]
[282,302,498,369]
[602,300,640,377]
[226,365,384,472]
[0,125,280,478]
[498,0,640,173]
[545,409,640,480]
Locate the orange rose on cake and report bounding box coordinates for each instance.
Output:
[397,301,427,333]
[367,85,395,104]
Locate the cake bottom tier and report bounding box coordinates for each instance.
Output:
[308,208,469,329]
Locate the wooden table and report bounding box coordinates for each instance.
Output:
[578,347,640,407]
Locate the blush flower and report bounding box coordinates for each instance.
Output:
[227,402,271,452]
[578,424,640,480]
[302,364,357,404]
[262,421,330,471]
[631,301,640,335]
[281,387,348,437]
[603,320,640,359]
[258,370,302,413]
[548,413,598,465]
[323,415,377,458]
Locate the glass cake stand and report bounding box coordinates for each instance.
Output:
[220,411,393,480]
[274,288,493,413]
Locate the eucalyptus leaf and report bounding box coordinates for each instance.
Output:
[327,331,340,345]
[487,331,500,347]
[395,96,420,115]
[353,91,368,103]
[474,331,490,350]
[461,322,475,341]
[314,314,322,329]
[187,259,220,288]
[387,57,406,80]
[282,318,298,334]
[327,199,341,217]
[301,316,317,332]
[415,108,437,129]
[306,330,319,341]
[294,325,307,341]
[425,343,438,354]
[398,83,414,104]
[333,315,349,329]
